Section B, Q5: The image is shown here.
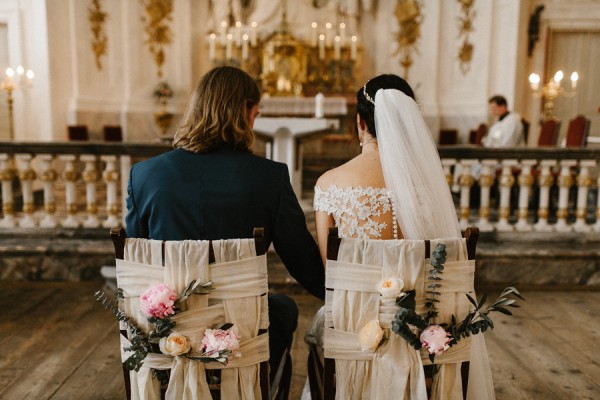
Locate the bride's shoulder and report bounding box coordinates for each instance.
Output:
[315,157,361,190]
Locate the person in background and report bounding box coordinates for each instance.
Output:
[483,95,525,147]
[125,66,325,383]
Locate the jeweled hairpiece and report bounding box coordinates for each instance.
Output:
[363,82,375,105]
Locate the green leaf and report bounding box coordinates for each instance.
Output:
[493,307,513,316]
[466,293,477,308]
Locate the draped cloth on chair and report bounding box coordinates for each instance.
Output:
[323,237,494,400]
[116,238,270,400]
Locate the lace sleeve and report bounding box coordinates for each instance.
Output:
[313,185,333,214]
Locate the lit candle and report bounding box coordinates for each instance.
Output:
[339,22,346,46]
[570,72,578,90]
[26,69,34,86]
[319,34,326,60]
[235,21,242,47]
[334,36,341,60]
[325,22,332,47]
[528,73,540,91]
[250,21,257,47]
[16,65,24,76]
[5,67,14,78]
[553,70,563,84]
[226,33,233,60]
[350,36,357,60]
[242,34,249,60]
[311,22,318,47]
[220,20,228,46]
[209,33,216,60]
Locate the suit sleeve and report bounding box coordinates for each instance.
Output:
[272,166,325,300]
[125,166,148,239]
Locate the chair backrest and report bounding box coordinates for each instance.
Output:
[565,115,590,147]
[439,129,458,145]
[469,124,487,145]
[322,226,479,400]
[521,118,530,145]
[537,119,561,146]
[103,125,123,142]
[111,227,269,400]
[67,125,89,141]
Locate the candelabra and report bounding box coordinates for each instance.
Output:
[1,66,34,140]
[529,70,578,120]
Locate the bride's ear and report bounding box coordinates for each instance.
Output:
[356,113,367,132]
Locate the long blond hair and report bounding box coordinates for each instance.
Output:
[173,66,260,153]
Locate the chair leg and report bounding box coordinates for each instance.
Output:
[306,345,324,400]
[270,347,291,400]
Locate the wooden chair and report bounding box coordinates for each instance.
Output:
[537,119,561,146]
[103,125,123,142]
[111,227,289,400]
[67,125,89,141]
[315,226,479,400]
[439,129,459,145]
[564,115,590,147]
[469,124,487,145]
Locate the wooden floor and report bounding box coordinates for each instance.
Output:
[1,282,599,400]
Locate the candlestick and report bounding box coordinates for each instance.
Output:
[334,36,341,60]
[242,34,249,60]
[235,21,242,47]
[571,72,578,90]
[209,33,216,60]
[226,33,233,59]
[351,35,357,60]
[339,22,346,46]
[220,20,228,46]
[250,21,257,47]
[319,34,326,60]
[325,22,332,47]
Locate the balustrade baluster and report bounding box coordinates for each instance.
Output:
[102,155,120,228]
[595,173,600,233]
[0,154,16,228]
[81,155,100,228]
[441,158,456,188]
[555,160,577,232]
[16,154,37,228]
[477,160,496,232]
[573,160,595,233]
[119,155,132,226]
[496,159,517,232]
[38,155,59,228]
[515,160,537,232]
[60,155,79,227]
[534,160,556,232]
[458,159,475,230]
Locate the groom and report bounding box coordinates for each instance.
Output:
[125,67,325,381]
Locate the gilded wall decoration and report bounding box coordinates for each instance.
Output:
[88,0,108,70]
[140,0,174,78]
[394,0,423,80]
[457,0,475,74]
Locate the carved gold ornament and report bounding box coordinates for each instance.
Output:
[140,0,174,78]
[395,0,423,80]
[457,0,475,74]
[88,0,108,70]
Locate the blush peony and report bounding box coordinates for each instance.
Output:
[420,325,451,355]
[359,319,384,352]
[159,333,191,356]
[201,326,240,356]
[139,282,177,319]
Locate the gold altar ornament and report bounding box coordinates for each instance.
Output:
[261,27,307,97]
[395,0,423,80]
[88,0,108,70]
[528,70,578,120]
[457,0,475,74]
[140,0,173,78]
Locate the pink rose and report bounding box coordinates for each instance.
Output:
[420,325,451,355]
[139,282,177,319]
[201,326,240,356]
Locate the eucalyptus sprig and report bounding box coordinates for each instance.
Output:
[425,243,447,324]
[391,290,429,350]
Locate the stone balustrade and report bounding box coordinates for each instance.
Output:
[0,142,598,235]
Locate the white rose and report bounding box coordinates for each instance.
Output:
[377,277,404,299]
[359,320,384,352]
[159,333,191,357]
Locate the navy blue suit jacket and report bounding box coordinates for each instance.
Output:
[125,146,325,300]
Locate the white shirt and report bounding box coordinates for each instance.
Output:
[483,112,524,147]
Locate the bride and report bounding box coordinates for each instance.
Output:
[305,74,495,399]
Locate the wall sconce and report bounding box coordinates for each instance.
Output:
[529,70,578,120]
[1,66,34,140]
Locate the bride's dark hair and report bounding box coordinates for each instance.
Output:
[356,74,415,137]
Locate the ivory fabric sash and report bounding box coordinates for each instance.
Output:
[323,237,495,400]
[116,238,269,400]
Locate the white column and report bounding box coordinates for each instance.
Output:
[441,158,456,189]
[458,159,475,230]
[38,154,58,228]
[514,160,537,232]
[16,154,36,228]
[495,159,517,232]
[81,155,100,228]
[60,155,80,228]
[534,160,556,232]
[0,155,16,228]
[555,160,577,232]
[102,155,120,228]
[477,160,497,232]
[573,160,595,233]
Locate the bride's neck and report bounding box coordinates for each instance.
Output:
[361,140,378,153]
